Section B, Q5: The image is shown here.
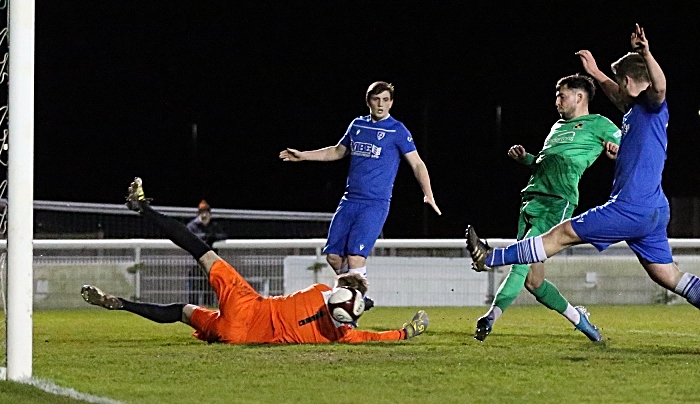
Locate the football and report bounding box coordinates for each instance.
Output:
[327,287,365,323]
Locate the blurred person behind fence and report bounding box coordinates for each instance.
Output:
[186,199,227,306]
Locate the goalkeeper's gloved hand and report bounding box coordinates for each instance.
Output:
[403,310,429,339]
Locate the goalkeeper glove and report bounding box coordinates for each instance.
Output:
[403,310,429,339]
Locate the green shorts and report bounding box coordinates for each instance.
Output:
[517,194,576,240]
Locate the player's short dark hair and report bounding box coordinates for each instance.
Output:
[611,52,650,83]
[366,81,395,103]
[336,273,368,296]
[556,74,596,101]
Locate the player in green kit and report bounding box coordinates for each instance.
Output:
[473,74,621,342]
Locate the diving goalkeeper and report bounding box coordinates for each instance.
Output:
[81,178,428,344]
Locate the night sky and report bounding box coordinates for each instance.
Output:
[30,1,700,238]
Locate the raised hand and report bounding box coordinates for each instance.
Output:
[576,50,602,76]
[631,23,649,54]
[507,145,527,161]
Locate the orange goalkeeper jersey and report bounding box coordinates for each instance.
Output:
[189,260,405,344]
[266,284,404,343]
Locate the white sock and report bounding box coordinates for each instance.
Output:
[675,272,694,295]
[349,266,367,279]
[562,304,581,325]
[532,236,547,262]
[486,306,503,322]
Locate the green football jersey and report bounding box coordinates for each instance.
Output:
[520,114,620,205]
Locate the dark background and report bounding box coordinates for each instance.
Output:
[30,1,700,238]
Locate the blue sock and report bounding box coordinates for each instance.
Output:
[675,273,700,308]
[486,236,547,267]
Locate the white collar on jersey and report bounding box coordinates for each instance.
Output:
[371,114,391,123]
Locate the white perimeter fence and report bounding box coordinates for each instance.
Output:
[2,238,700,309]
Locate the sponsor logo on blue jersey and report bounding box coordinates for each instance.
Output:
[350,141,382,159]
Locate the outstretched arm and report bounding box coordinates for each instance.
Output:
[576,50,627,112]
[279,144,348,162]
[339,328,405,343]
[403,151,441,215]
[632,24,666,106]
[338,310,429,343]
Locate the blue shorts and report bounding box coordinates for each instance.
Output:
[570,200,672,264]
[323,198,389,258]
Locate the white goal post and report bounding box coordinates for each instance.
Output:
[5,0,35,382]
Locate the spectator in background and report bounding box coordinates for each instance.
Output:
[186,199,227,306]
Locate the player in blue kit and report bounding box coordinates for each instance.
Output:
[280,82,441,301]
[467,25,700,332]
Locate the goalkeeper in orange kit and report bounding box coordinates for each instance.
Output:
[81,178,428,344]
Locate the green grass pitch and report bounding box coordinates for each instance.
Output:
[2,305,700,403]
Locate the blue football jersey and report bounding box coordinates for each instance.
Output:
[338,115,417,203]
[610,91,669,208]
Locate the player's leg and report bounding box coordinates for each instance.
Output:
[181,304,198,324]
[345,201,389,280]
[630,206,700,309]
[641,261,684,291]
[124,179,256,341]
[467,219,582,271]
[342,254,373,312]
[347,255,367,276]
[470,201,626,341]
[474,263,530,341]
[492,207,533,307]
[82,285,223,342]
[638,252,700,309]
[524,263,576,324]
[81,284,194,324]
[491,265,529,310]
[521,201,648,341]
[474,205,533,341]
[519,199,602,341]
[343,202,389,312]
[324,199,355,275]
[326,254,347,274]
[467,199,636,271]
[125,178,219,275]
[520,197,574,312]
[524,264,601,341]
[476,225,593,339]
[650,262,700,309]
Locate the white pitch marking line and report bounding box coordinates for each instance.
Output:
[21,378,124,404]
